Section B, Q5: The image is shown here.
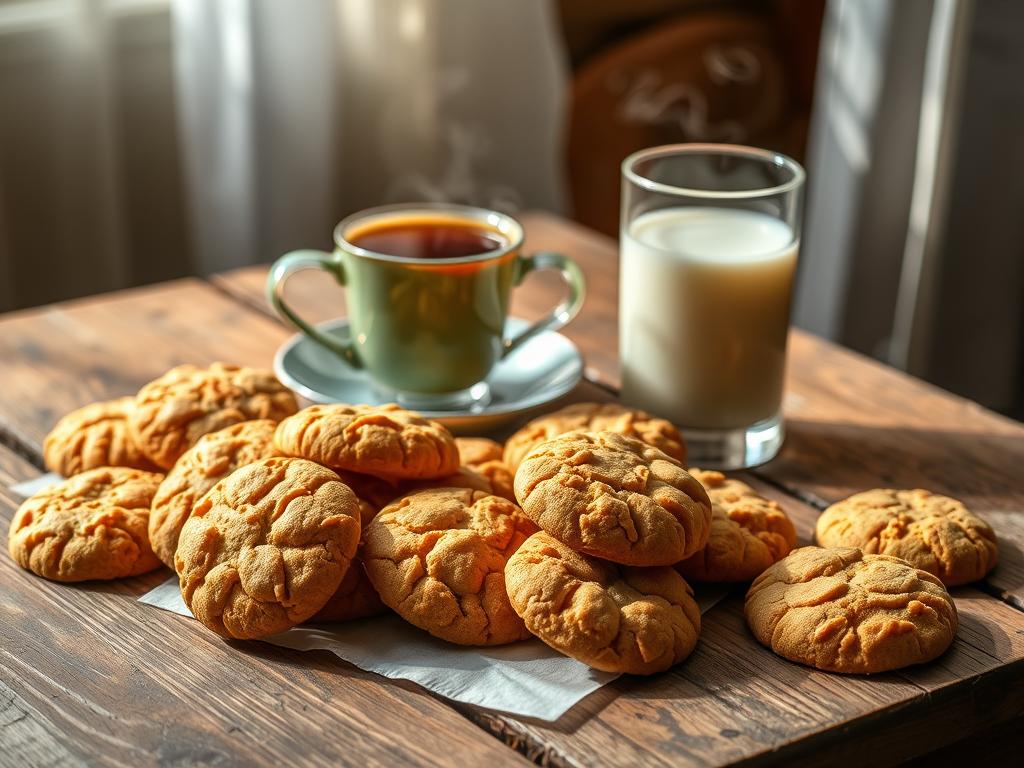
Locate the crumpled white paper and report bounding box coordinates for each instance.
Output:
[139,579,729,720]
[12,473,732,721]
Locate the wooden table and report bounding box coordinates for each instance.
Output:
[1,213,1022,767]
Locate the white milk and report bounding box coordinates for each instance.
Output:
[620,207,798,430]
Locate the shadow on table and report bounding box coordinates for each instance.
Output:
[762,418,1024,600]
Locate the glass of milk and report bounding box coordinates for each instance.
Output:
[620,144,805,469]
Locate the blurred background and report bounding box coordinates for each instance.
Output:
[0,0,1022,420]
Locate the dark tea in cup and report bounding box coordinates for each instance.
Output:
[268,204,586,408]
[347,215,509,260]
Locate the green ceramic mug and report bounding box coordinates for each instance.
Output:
[267,203,586,407]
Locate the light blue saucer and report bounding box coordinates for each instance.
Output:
[274,317,583,433]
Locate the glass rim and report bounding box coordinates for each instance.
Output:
[334,202,524,265]
[622,143,806,200]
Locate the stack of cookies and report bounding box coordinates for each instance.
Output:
[496,403,802,675]
[8,375,1002,679]
[10,363,299,583]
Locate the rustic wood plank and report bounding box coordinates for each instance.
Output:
[463,588,1024,768]
[0,279,297,449]
[0,677,84,768]
[3,244,1024,767]
[766,334,1024,610]
[0,442,39,488]
[0,281,531,767]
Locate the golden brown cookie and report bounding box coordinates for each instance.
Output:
[514,430,711,566]
[130,363,298,470]
[456,437,515,501]
[745,546,957,673]
[400,466,494,495]
[175,457,361,639]
[335,470,403,511]
[470,460,516,502]
[43,397,158,476]
[676,469,797,582]
[362,487,537,645]
[456,437,504,466]
[504,402,686,470]
[9,467,164,582]
[274,404,459,479]
[505,531,700,674]
[815,489,998,586]
[308,561,386,623]
[148,420,278,569]
[303,479,387,622]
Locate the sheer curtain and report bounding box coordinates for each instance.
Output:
[0,0,566,308]
[173,0,567,273]
[0,0,186,311]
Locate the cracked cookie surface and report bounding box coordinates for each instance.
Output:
[457,437,515,501]
[676,469,797,583]
[274,404,459,479]
[514,430,711,566]
[149,419,278,569]
[130,363,298,470]
[44,397,158,476]
[456,437,504,466]
[815,489,998,586]
[9,467,164,581]
[503,402,686,470]
[505,531,700,674]
[362,487,537,645]
[175,457,361,639]
[744,546,957,673]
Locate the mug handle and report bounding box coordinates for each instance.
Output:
[266,250,362,368]
[503,251,587,356]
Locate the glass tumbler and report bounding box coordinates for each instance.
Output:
[620,144,805,469]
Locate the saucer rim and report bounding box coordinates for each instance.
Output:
[273,316,583,422]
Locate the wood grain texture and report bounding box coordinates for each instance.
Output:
[767,333,1024,610]
[2,222,1024,766]
[461,588,1024,768]
[0,279,292,450]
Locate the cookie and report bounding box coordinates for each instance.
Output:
[43,397,157,476]
[676,469,797,582]
[362,487,537,645]
[456,437,504,466]
[505,531,700,674]
[400,466,494,496]
[130,363,298,470]
[469,460,516,502]
[148,420,278,569]
[815,489,998,586]
[335,470,403,511]
[9,467,164,582]
[504,402,686,469]
[274,404,459,479]
[514,430,711,566]
[745,546,957,673]
[308,492,385,623]
[456,437,515,501]
[175,457,361,639]
[308,561,386,622]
